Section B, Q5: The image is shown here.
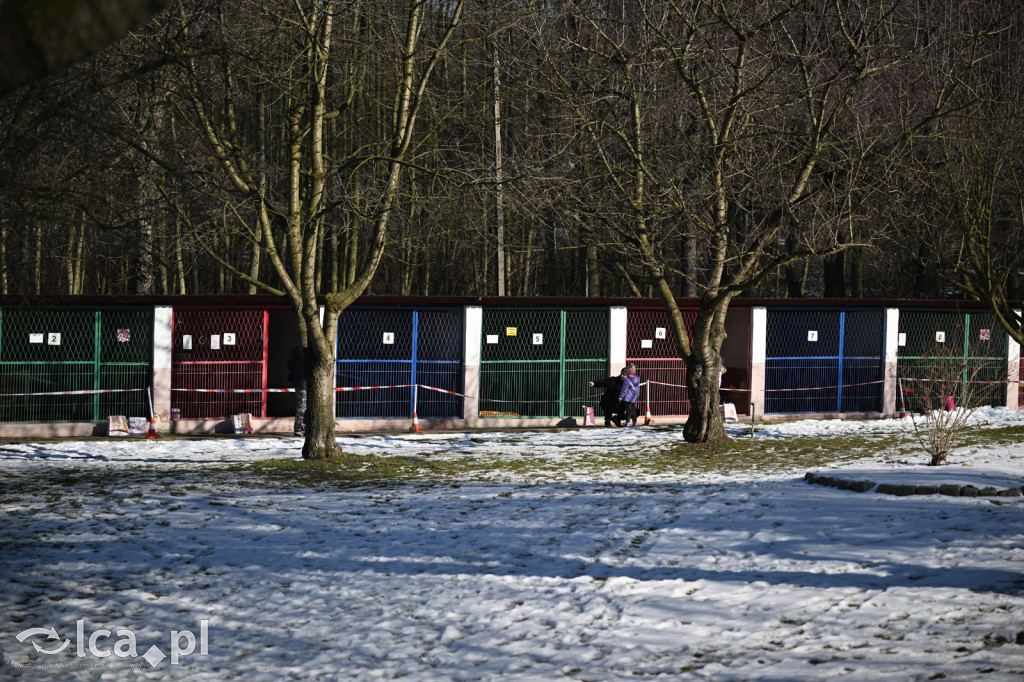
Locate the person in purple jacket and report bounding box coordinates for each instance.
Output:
[618,364,641,428]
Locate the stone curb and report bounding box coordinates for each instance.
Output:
[804,472,1024,498]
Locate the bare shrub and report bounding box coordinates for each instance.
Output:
[906,343,987,466]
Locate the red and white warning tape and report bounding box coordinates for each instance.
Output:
[484,392,603,405]
[643,379,888,393]
[417,385,474,398]
[167,384,475,397]
[898,377,1018,386]
[0,387,150,397]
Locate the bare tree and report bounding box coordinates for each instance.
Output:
[161,0,465,459]
[534,0,945,441]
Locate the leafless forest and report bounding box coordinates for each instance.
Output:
[1,0,1020,303]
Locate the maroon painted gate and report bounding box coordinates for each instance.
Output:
[171,308,269,419]
[626,308,697,416]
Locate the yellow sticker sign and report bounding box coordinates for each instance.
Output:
[506,327,517,337]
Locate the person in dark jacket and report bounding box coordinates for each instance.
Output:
[618,365,642,427]
[588,368,627,427]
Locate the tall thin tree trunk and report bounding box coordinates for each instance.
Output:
[849,247,864,298]
[65,227,76,294]
[519,218,536,296]
[586,244,598,296]
[546,222,557,295]
[34,224,42,294]
[0,218,7,294]
[682,234,697,298]
[492,17,506,296]
[174,214,187,294]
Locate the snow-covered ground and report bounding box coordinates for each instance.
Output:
[2,409,1024,680]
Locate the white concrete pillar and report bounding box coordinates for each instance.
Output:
[152,306,173,428]
[1008,309,1021,410]
[609,307,628,372]
[882,308,900,416]
[463,306,482,426]
[749,307,767,419]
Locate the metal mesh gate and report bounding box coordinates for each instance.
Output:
[171,308,268,419]
[479,308,607,418]
[335,308,463,419]
[765,309,884,414]
[897,310,1008,412]
[626,308,697,416]
[0,307,152,422]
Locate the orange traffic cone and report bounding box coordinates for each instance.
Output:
[410,412,422,434]
[146,417,159,439]
[643,381,653,425]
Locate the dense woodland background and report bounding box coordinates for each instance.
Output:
[1,0,1022,303]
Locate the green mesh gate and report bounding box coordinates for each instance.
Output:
[479,308,608,418]
[897,310,1008,412]
[0,307,152,422]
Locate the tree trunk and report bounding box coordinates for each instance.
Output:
[0,217,7,294]
[34,224,42,294]
[848,247,864,298]
[682,234,697,298]
[823,252,846,298]
[546,221,557,295]
[174,214,187,294]
[784,234,807,297]
[683,354,727,442]
[492,16,506,297]
[65,227,76,294]
[683,297,729,443]
[519,218,535,296]
[300,338,343,461]
[585,244,598,296]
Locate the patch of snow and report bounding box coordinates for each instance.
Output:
[1,410,1023,679]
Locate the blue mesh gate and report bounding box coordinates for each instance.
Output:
[479,308,608,418]
[765,309,884,414]
[626,307,697,416]
[0,307,152,422]
[335,308,463,419]
[897,310,1008,412]
[171,308,269,419]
